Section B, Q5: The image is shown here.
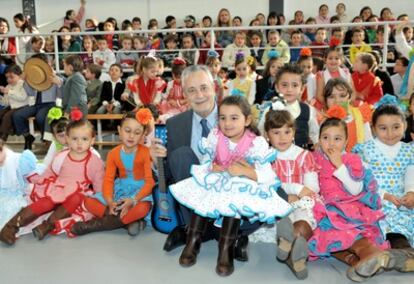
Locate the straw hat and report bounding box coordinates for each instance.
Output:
[24,57,54,91]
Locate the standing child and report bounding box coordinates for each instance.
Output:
[169,96,291,276]
[205,51,224,104]
[226,53,256,105]
[323,78,372,152]
[353,101,414,273]
[125,55,166,108]
[252,108,319,280]
[274,64,320,149]
[0,65,29,141]
[255,50,284,104]
[85,64,103,114]
[297,48,316,104]
[97,63,126,114]
[315,45,351,108]
[0,111,105,244]
[352,52,383,106]
[71,109,154,236]
[62,55,88,116]
[159,58,187,120]
[309,118,390,281]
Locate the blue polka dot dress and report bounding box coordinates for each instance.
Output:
[354,140,414,246]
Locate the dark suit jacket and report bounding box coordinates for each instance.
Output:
[164,110,194,183]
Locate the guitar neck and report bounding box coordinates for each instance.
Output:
[157,157,167,193]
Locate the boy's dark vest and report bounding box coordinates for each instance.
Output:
[295,102,310,148]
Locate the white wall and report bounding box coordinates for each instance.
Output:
[284,0,414,23]
[4,0,269,33]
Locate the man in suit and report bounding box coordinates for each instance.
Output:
[151,65,260,262]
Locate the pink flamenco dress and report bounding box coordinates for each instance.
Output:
[308,151,388,259]
[169,128,292,224]
[158,79,188,122]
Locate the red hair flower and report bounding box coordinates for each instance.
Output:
[326,105,347,120]
[70,107,83,121]
[300,47,312,57]
[172,57,186,66]
[329,38,341,48]
[135,108,153,125]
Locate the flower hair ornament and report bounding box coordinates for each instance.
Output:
[235,52,245,61]
[268,50,281,59]
[70,107,83,122]
[246,55,255,66]
[374,94,407,112]
[326,105,348,120]
[329,38,341,48]
[300,47,312,57]
[207,50,220,58]
[173,57,186,66]
[135,108,153,125]
[47,107,63,124]
[257,96,287,133]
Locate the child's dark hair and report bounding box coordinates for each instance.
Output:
[5,64,22,76]
[275,63,306,86]
[171,60,186,78]
[396,56,409,67]
[50,117,69,135]
[323,78,352,104]
[109,63,123,73]
[64,55,84,72]
[319,118,348,139]
[262,57,281,78]
[87,64,102,79]
[264,110,295,132]
[352,29,364,37]
[312,57,324,72]
[120,107,157,133]
[357,52,375,71]
[0,138,3,151]
[219,96,260,135]
[66,120,95,137]
[235,53,247,67]
[372,104,406,127]
[323,45,343,60]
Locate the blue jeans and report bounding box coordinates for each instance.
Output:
[13,103,55,136]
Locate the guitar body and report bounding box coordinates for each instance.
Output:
[151,187,181,234]
[151,124,182,234]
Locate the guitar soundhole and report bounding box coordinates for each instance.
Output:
[160,200,170,210]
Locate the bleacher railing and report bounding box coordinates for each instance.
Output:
[1,20,412,73]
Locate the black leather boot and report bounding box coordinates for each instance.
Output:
[216,217,240,277]
[179,214,208,267]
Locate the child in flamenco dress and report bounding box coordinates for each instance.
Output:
[169,96,291,277]
[308,118,390,281]
[0,109,105,244]
[0,139,38,231]
[70,109,155,237]
[158,58,188,122]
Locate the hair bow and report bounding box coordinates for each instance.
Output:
[374,94,407,112]
[207,50,219,58]
[47,107,63,124]
[268,50,280,59]
[70,107,83,122]
[135,108,153,125]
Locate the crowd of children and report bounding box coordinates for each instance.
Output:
[0,1,414,282]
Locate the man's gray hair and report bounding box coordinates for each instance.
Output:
[181,65,214,90]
